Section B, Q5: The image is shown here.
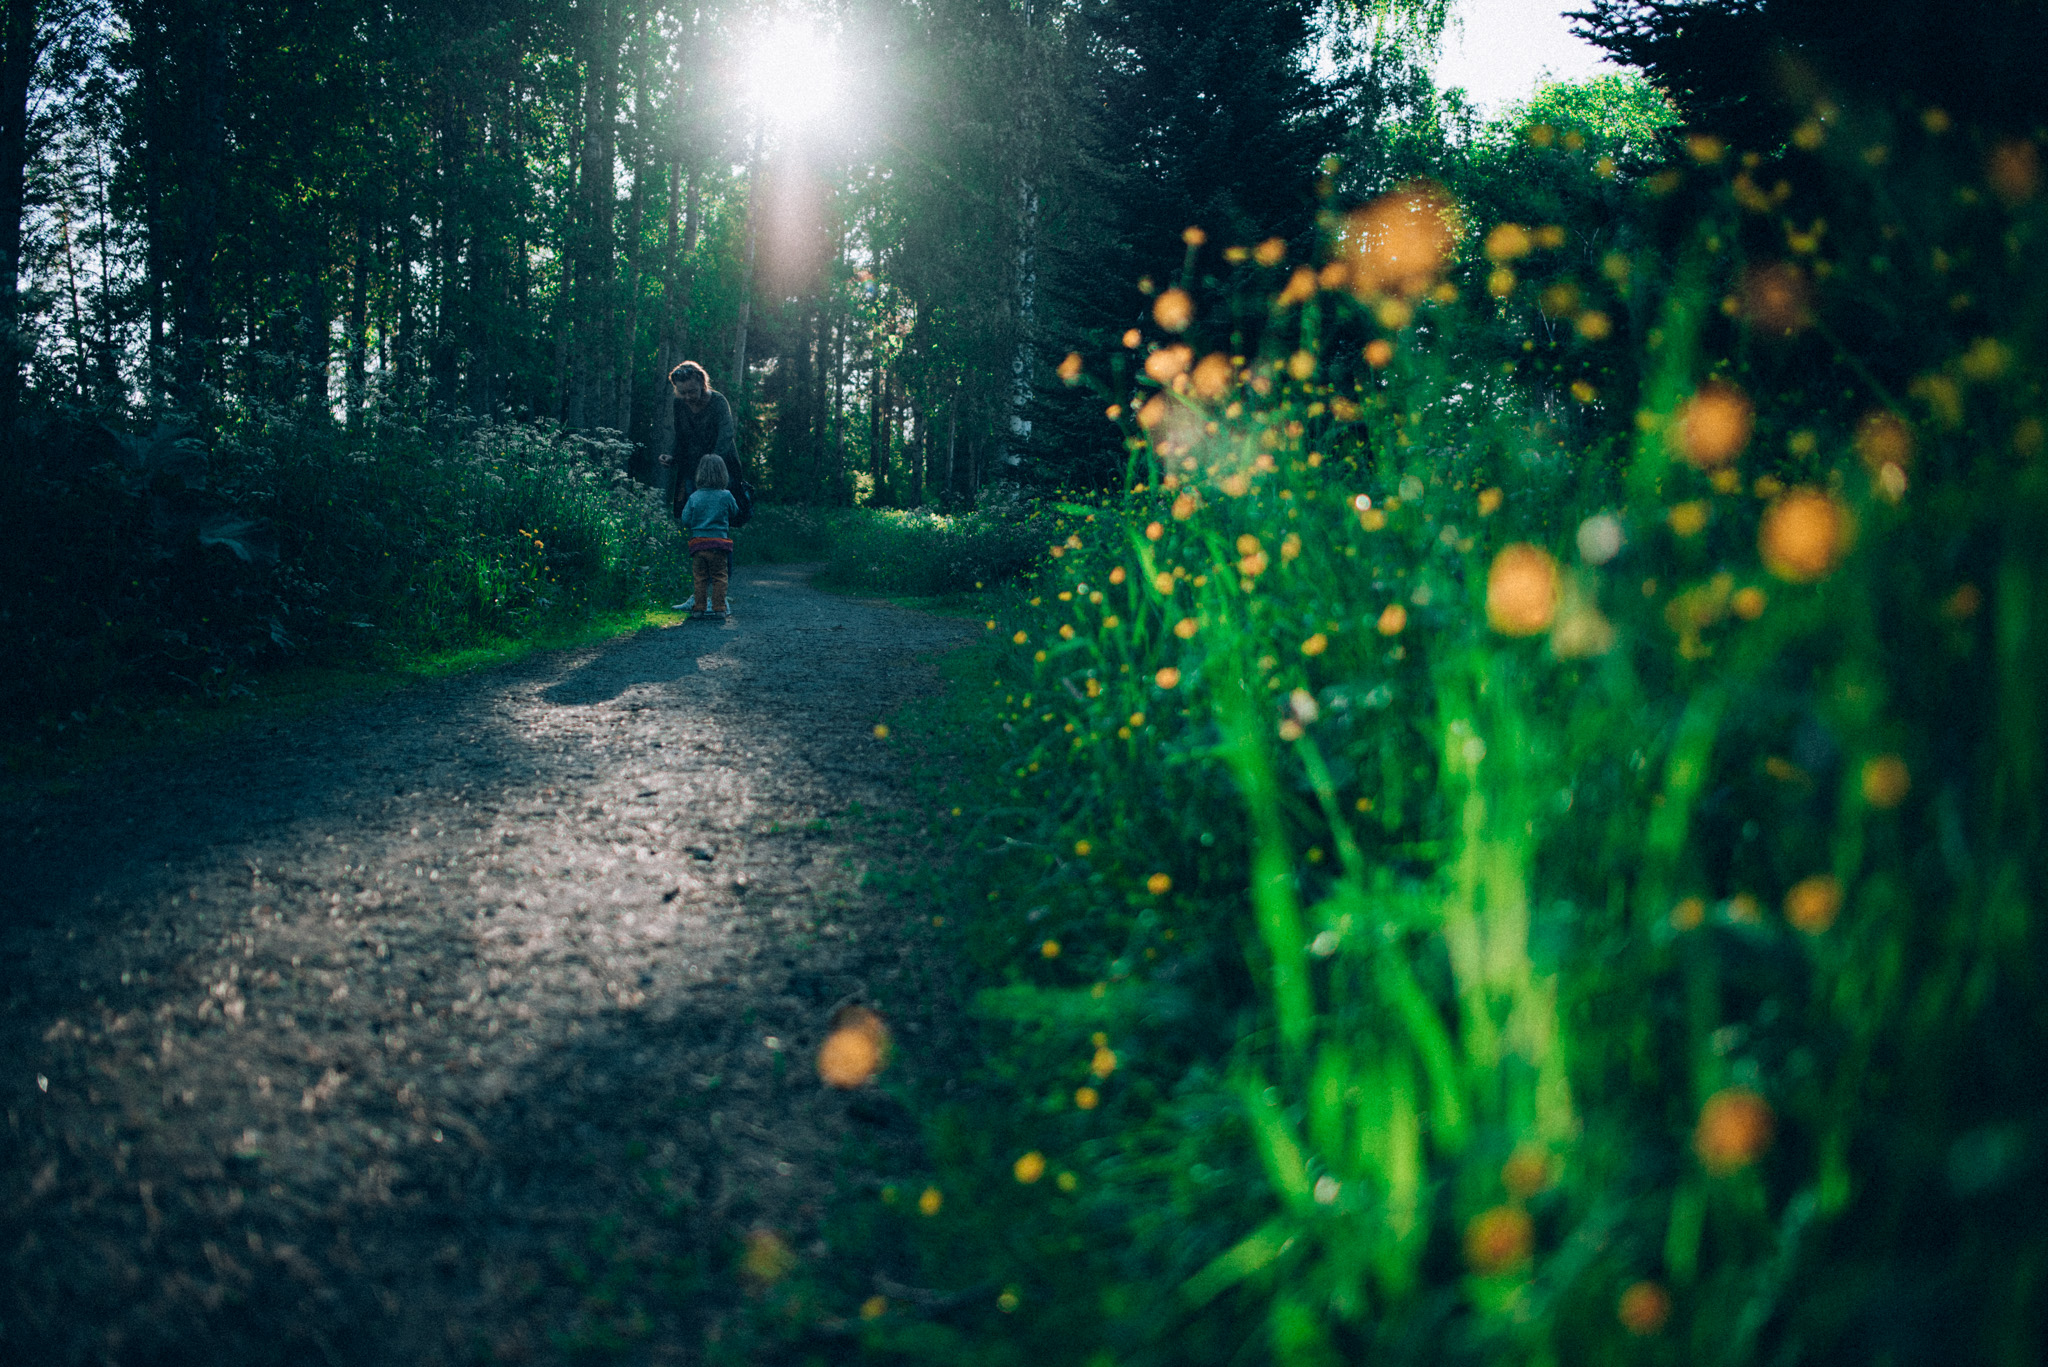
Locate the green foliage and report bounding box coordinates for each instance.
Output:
[817,88,2048,1367]
[0,404,691,758]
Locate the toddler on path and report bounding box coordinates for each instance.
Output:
[680,454,739,619]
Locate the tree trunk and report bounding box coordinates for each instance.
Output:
[729,137,758,407]
[0,0,35,426]
[347,211,370,426]
[615,34,653,443]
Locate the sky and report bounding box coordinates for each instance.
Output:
[1432,0,1622,116]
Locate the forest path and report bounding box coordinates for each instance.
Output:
[0,566,977,1366]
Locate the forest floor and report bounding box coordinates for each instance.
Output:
[0,565,978,1366]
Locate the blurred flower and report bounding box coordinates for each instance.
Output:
[1676,383,1754,468]
[1377,604,1407,635]
[861,1295,889,1320]
[1147,872,1172,895]
[1550,592,1615,659]
[1338,181,1460,300]
[1174,617,1199,639]
[1526,123,1556,147]
[1575,310,1613,340]
[1138,396,1168,430]
[919,1186,943,1215]
[1171,493,1198,521]
[1058,352,1083,383]
[1855,412,1914,470]
[1695,1088,1774,1174]
[1121,328,1141,348]
[1090,1046,1117,1078]
[743,1229,796,1284]
[1689,133,1726,163]
[1364,339,1394,368]
[1463,1206,1534,1275]
[1533,224,1566,249]
[1477,487,1504,516]
[1278,267,1317,307]
[1923,107,1951,134]
[1154,289,1194,332]
[1670,897,1706,931]
[1540,282,1581,316]
[1618,1281,1672,1335]
[1570,380,1598,403]
[1760,489,1853,582]
[1487,544,1560,636]
[1727,892,1763,923]
[1484,223,1532,262]
[1144,345,1192,383]
[1287,689,1319,724]
[1254,237,1287,266]
[1041,939,1060,958]
[1145,521,1165,541]
[1182,226,1206,247]
[1741,263,1812,336]
[1074,839,1093,856]
[1191,353,1233,400]
[1943,583,1982,619]
[1668,501,1710,538]
[1731,586,1767,619]
[1576,514,1625,564]
[1988,139,2040,204]
[1301,633,1328,656]
[818,1006,891,1088]
[1288,349,1317,380]
[1960,338,2013,383]
[1861,755,1910,808]
[1785,874,1842,934]
[1014,1151,1047,1184]
[1488,267,1517,297]
[1154,667,1181,690]
[1074,1087,1099,1110]
[1501,1145,1553,1197]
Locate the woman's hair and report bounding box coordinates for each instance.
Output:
[694,454,730,490]
[669,360,710,390]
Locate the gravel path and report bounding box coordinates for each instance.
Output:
[0,566,977,1365]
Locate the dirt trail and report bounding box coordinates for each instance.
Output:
[0,566,976,1365]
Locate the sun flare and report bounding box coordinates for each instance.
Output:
[744,19,841,128]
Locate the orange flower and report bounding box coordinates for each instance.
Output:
[1784,874,1842,934]
[1364,339,1394,368]
[1500,1145,1552,1197]
[1694,1088,1774,1174]
[1487,544,1560,636]
[1617,1281,1672,1335]
[1143,345,1192,383]
[1675,383,1754,468]
[1013,1151,1047,1184]
[1463,1206,1534,1275]
[1484,222,1532,262]
[1191,353,1233,400]
[1057,352,1083,382]
[1147,872,1172,895]
[1759,489,1852,582]
[1740,263,1811,336]
[1153,288,1194,332]
[1154,667,1181,690]
[1861,755,1910,808]
[1377,603,1407,635]
[1855,412,1914,471]
[817,1006,891,1088]
[1338,181,1459,300]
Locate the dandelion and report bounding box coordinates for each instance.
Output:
[1861,755,1910,808]
[1488,267,1516,297]
[1487,544,1560,636]
[1759,489,1852,582]
[1138,395,1168,430]
[1254,237,1287,266]
[1364,339,1394,368]
[1300,633,1328,656]
[1154,667,1180,690]
[1477,487,1504,517]
[1377,604,1408,635]
[1575,310,1613,340]
[1090,1046,1117,1078]
[1013,1150,1049,1184]
[1570,380,1598,403]
[1618,1281,1672,1335]
[1173,617,1198,640]
[1278,266,1317,306]
[1059,624,1075,640]
[1463,1206,1534,1275]
[1288,350,1316,380]
[1121,328,1141,348]
[1145,521,1165,541]
[1041,939,1060,958]
[1731,586,1767,619]
[1147,872,1172,895]
[918,1186,943,1216]
[1785,874,1842,934]
[1670,897,1706,930]
[1695,1088,1773,1174]
[1171,493,1198,521]
[1057,352,1083,383]
[1013,631,1029,645]
[1074,1087,1099,1110]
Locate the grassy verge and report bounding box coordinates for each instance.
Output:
[733,125,2048,1366]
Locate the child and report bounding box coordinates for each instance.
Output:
[680,454,739,618]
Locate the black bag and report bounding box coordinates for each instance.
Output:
[731,478,754,528]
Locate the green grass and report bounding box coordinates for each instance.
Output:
[744,121,2048,1367]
